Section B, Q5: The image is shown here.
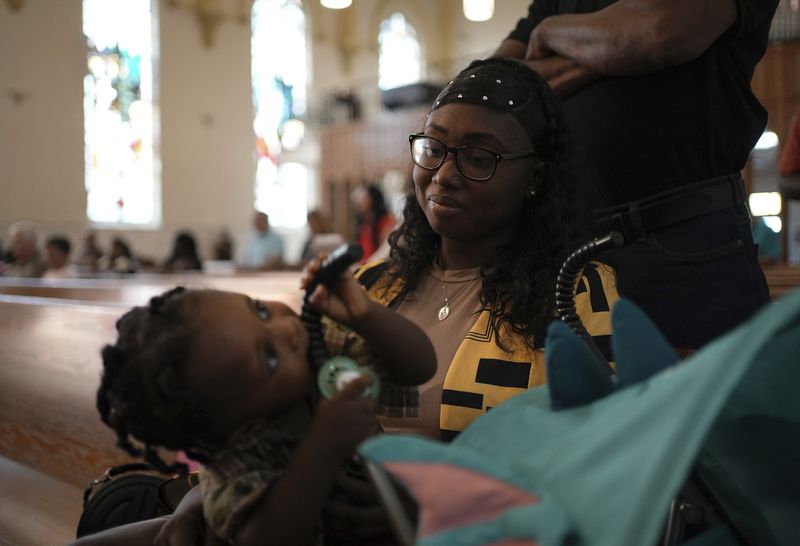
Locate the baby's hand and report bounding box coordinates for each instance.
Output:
[307,375,379,463]
[301,253,371,326]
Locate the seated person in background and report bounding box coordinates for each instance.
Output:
[242,211,284,271]
[212,229,235,261]
[43,235,79,279]
[76,228,104,273]
[3,221,47,278]
[75,264,436,546]
[301,209,346,264]
[162,230,203,273]
[100,237,139,274]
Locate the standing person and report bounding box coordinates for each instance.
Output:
[3,221,47,278]
[242,211,284,271]
[353,185,396,262]
[43,235,79,279]
[494,0,776,349]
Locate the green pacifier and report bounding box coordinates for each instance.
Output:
[317,356,380,399]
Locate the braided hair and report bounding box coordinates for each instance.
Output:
[387,58,577,350]
[97,287,216,474]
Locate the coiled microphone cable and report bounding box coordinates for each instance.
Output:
[554,231,623,372]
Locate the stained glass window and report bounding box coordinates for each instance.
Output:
[83,0,159,226]
[378,12,421,90]
[252,0,309,228]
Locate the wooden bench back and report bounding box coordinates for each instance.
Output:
[0,296,133,488]
[0,272,305,311]
[761,265,800,300]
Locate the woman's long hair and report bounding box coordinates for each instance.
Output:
[386,59,578,350]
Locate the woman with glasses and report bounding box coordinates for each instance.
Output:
[313,58,620,545]
[347,58,619,444]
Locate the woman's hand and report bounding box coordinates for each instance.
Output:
[301,253,372,327]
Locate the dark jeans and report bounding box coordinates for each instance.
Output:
[603,205,771,349]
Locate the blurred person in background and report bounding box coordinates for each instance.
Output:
[43,235,79,279]
[242,211,284,271]
[101,237,139,275]
[3,221,46,278]
[353,184,396,262]
[301,209,345,264]
[162,230,203,273]
[76,228,105,273]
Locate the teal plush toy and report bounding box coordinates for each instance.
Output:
[359,293,800,546]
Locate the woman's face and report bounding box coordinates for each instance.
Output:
[413,103,536,246]
[185,291,311,433]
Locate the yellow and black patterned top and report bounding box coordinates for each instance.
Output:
[349,259,619,441]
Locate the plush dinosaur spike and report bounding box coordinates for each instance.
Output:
[611,299,679,388]
[545,320,613,410]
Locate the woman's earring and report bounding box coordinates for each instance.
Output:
[527,185,537,198]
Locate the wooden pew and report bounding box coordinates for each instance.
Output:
[0,295,132,545]
[761,264,800,300]
[0,272,305,311]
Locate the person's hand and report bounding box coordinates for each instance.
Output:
[307,375,380,462]
[516,49,599,99]
[301,253,371,327]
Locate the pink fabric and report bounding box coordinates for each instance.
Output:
[384,462,539,539]
[176,451,200,471]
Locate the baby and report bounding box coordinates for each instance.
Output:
[92,260,436,546]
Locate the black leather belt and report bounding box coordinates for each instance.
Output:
[595,174,747,242]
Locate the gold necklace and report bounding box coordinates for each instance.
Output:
[437,271,474,321]
[435,258,480,321]
[438,277,451,321]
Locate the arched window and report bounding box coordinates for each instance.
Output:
[378,12,421,90]
[252,0,310,228]
[83,0,159,225]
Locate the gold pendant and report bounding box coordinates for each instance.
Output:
[438,304,450,321]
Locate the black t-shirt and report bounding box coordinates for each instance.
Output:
[507,0,777,206]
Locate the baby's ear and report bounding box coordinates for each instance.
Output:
[611,299,678,388]
[545,320,613,410]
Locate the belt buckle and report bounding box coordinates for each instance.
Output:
[607,209,646,243]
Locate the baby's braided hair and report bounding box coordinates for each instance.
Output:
[97,287,215,474]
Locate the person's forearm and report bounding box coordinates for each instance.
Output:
[351,301,436,385]
[545,62,600,98]
[531,0,737,76]
[492,38,527,60]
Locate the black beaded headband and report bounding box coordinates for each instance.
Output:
[431,58,550,154]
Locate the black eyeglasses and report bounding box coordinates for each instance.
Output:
[409,134,536,182]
